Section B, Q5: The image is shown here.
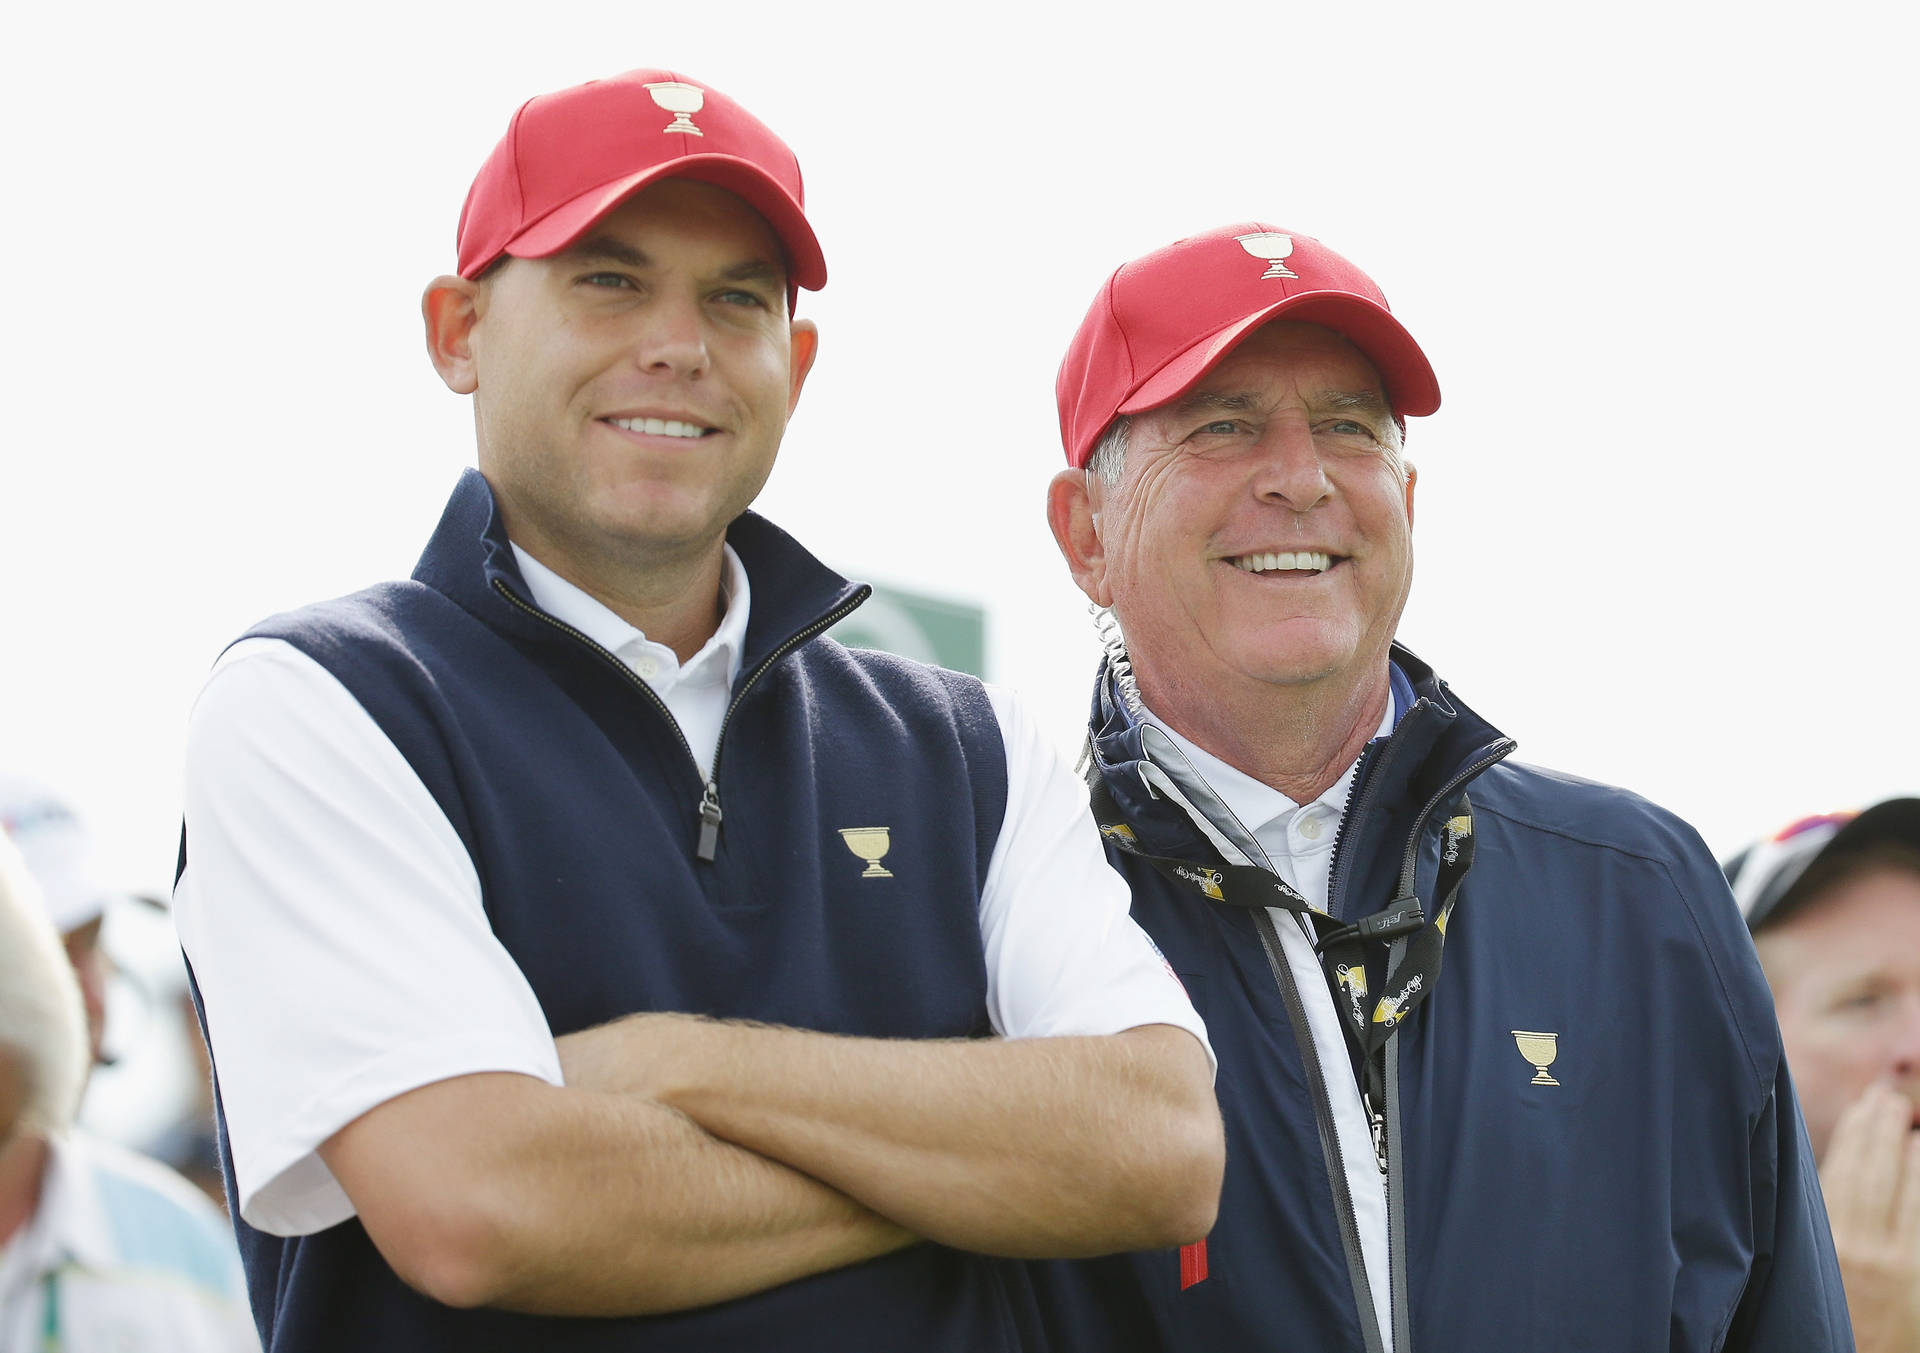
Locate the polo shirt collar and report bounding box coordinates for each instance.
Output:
[1141,684,1399,841]
[25,1135,116,1274]
[508,543,751,690]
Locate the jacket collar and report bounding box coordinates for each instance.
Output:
[411,469,867,678]
[1087,643,1513,915]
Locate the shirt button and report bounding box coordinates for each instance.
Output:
[634,655,661,679]
[1298,816,1324,841]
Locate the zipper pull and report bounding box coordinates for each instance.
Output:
[1363,1093,1389,1174]
[696,781,723,861]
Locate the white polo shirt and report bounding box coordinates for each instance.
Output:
[175,550,1215,1238]
[0,1132,258,1352]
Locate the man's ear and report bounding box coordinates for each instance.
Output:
[1403,461,1418,527]
[786,318,819,415]
[1047,467,1113,607]
[422,275,483,394]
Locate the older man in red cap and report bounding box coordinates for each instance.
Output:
[173,69,1221,1352]
[1027,224,1851,1351]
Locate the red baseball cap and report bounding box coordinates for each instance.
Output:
[456,69,826,293]
[1057,223,1439,468]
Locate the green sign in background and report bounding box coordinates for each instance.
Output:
[830,582,987,678]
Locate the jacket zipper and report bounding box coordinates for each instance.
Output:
[1374,733,1520,1351]
[1246,906,1387,1353]
[1327,736,1396,1178]
[1349,733,1518,1353]
[1137,747,1386,1353]
[491,577,869,863]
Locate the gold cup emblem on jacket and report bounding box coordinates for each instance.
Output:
[839,827,893,878]
[1511,1030,1560,1086]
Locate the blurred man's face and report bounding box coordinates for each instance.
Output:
[62,916,107,1067]
[1756,864,1920,1158]
[0,1045,25,1145]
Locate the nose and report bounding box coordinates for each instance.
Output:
[633,288,709,380]
[1250,417,1331,515]
[1890,992,1920,1075]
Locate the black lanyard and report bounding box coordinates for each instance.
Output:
[1088,771,1476,1160]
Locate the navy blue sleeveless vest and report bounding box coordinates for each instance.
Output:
[193,470,1025,1351]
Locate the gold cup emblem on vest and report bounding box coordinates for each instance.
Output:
[839,827,893,878]
[1511,1030,1560,1086]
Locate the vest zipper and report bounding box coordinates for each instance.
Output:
[694,588,869,860]
[490,577,869,864]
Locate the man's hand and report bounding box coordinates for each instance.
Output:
[1818,1081,1920,1353]
[562,1012,1223,1258]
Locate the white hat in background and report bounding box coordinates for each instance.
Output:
[0,773,119,934]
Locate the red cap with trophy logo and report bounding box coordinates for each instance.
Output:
[456,68,826,292]
[1056,223,1439,468]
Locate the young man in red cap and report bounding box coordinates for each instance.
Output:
[1028,223,1851,1351]
[173,70,1221,1352]
[1727,800,1920,1353]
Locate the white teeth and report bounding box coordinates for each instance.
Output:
[611,417,707,438]
[1232,551,1332,574]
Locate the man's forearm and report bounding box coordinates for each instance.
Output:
[569,1015,1222,1258]
[320,1071,914,1317]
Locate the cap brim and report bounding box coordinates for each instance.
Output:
[1737,797,1920,931]
[499,155,826,292]
[1118,292,1440,420]
[1829,797,1920,855]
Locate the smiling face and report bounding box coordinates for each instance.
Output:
[1063,321,1416,719]
[431,178,816,588]
[1757,862,1920,1159]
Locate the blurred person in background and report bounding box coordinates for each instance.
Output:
[0,773,227,1209]
[0,782,257,1351]
[1728,798,1920,1353]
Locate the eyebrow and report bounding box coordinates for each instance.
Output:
[562,237,787,289]
[1173,388,1390,416]
[565,236,651,269]
[1323,390,1390,416]
[1172,390,1261,415]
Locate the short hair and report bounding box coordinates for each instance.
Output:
[0,836,88,1138]
[1083,406,1409,490]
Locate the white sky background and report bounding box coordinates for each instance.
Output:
[3,0,1915,900]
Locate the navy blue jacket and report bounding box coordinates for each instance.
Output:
[189,471,1036,1352]
[1029,648,1851,1352]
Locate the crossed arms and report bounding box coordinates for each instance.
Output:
[319,1017,1221,1315]
[186,647,1221,1317]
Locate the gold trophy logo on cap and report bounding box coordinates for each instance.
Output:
[1234,232,1298,280]
[644,82,706,136]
